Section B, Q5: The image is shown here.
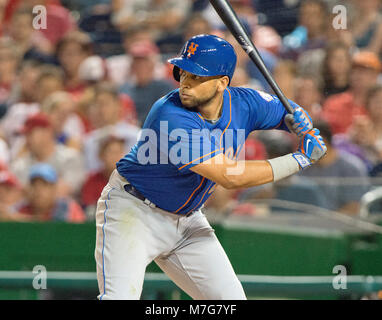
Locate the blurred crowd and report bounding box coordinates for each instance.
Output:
[0,0,382,223]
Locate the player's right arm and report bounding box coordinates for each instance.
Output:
[191,129,327,189]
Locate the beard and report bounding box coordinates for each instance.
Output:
[180,87,219,110]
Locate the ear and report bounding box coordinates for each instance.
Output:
[217,76,229,91]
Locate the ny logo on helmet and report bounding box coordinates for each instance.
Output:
[187,42,199,58]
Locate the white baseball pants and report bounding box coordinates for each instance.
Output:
[94,169,246,300]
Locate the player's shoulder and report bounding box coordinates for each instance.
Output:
[228,86,276,103]
[145,89,202,128]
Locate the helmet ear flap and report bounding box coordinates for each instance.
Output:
[173,66,180,82]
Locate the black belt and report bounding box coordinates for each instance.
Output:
[123,184,155,207]
[123,183,194,217]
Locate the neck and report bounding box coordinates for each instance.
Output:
[198,91,224,121]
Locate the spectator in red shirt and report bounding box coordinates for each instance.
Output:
[17,163,86,222]
[322,51,382,135]
[81,135,126,219]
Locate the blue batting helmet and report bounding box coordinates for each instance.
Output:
[168,34,237,84]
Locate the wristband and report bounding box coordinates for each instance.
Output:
[292,152,312,169]
[267,152,311,182]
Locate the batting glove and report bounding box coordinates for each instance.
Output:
[293,128,327,169]
[284,106,313,138]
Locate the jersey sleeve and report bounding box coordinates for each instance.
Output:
[152,106,222,172]
[241,88,299,132]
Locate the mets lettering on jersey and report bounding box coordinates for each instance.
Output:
[117,87,297,215]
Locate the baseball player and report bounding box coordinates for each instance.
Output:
[94,34,326,300]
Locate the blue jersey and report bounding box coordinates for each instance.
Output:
[117,87,299,215]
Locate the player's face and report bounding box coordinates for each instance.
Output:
[179,70,226,109]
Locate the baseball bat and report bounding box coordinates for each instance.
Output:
[209,0,294,114]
